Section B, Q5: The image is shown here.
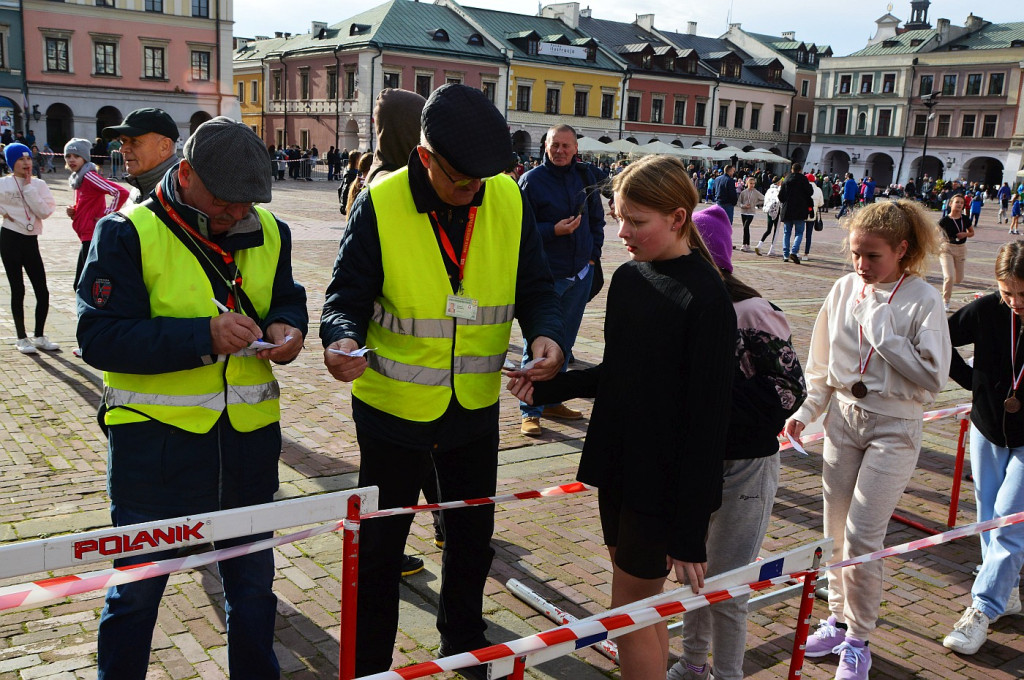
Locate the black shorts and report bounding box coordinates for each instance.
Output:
[598,487,671,580]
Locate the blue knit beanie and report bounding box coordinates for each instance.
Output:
[4,143,31,170]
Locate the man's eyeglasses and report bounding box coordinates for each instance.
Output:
[428,151,482,188]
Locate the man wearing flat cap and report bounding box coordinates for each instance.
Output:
[102,107,180,203]
[77,116,307,679]
[321,84,564,678]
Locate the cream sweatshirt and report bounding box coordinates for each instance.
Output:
[0,176,56,236]
[792,272,951,423]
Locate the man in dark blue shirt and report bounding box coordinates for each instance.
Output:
[713,165,739,223]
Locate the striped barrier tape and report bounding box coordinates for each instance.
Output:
[0,482,593,612]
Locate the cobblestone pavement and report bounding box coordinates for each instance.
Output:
[1,172,1021,679]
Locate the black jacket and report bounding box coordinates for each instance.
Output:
[778,172,813,222]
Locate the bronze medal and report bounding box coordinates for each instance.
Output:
[1006,396,1022,414]
[851,381,868,398]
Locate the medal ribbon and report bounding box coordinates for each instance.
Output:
[857,272,908,378]
[14,177,35,229]
[156,184,243,311]
[1010,311,1024,394]
[430,207,478,287]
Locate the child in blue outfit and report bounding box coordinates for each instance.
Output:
[1010,196,1020,235]
[970,189,984,227]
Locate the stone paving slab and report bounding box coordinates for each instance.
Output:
[0,174,1021,678]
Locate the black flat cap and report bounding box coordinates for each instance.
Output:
[103,108,179,141]
[421,84,512,179]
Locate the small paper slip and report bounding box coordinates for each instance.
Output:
[522,357,548,371]
[249,340,280,350]
[503,358,517,370]
[329,346,377,357]
[786,433,810,458]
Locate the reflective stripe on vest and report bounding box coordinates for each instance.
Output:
[103,203,282,433]
[353,168,522,422]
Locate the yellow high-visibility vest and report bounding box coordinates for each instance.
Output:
[103,203,282,433]
[353,168,522,421]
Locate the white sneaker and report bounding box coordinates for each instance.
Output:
[944,303,951,313]
[994,588,1021,621]
[32,335,59,351]
[740,245,751,253]
[943,606,989,655]
[15,337,37,354]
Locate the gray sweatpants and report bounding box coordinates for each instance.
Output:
[681,454,779,680]
[822,400,921,641]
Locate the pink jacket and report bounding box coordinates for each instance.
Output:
[72,170,129,242]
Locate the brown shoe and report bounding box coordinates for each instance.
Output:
[521,417,542,436]
[541,404,583,420]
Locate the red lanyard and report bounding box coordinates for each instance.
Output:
[857,273,907,377]
[156,184,243,311]
[430,207,477,287]
[1010,311,1024,393]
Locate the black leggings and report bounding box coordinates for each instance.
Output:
[740,214,754,245]
[758,216,779,243]
[1,228,49,339]
[74,240,90,292]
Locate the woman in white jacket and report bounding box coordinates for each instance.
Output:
[754,176,783,256]
[801,176,826,261]
[0,143,57,354]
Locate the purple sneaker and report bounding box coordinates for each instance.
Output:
[834,640,871,680]
[804,615,846,657]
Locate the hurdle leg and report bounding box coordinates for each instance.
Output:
[788,548,822,680]
[947,417,970,528]
[339,495,361,680]
[509,656,527,680]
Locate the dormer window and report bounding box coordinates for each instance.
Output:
[468,33,484,46]
[685,56,697,74]
[664,57,674,71]
[432,29,450,42]
[586,46,596,61]
[808,52,816,64]
[797,50,806,63]
[350,23,370,36]
[768,67,782,82]
[910,38,923,46]
[642,53,652,69]
[528,38,538,55]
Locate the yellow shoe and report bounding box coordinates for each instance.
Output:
[542,404,583,420]
[520,417,542,436]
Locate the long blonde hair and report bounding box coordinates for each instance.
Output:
[843,199,941,277]
[611,155,717,269]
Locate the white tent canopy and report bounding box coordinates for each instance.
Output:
[634,140,689,156]
[576,136,616,154]
[607,138,639,153]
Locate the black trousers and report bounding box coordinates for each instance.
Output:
[1,228,48,338]
[354,428,498,675]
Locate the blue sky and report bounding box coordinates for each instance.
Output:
[232,1,1016,57]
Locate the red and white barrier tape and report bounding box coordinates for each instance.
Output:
[0,482,593,612]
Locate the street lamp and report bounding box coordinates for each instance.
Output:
[917,93,939,186]
[31,105,41,122]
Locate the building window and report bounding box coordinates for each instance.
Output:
[574,91,588,117]
[299,129,309,150]
[876,109,892,136]
[545,88,560,114]
[919,75,933,96]
[237,81,244,101]
[966,73,982,96]
[382,71,399,89]
[273,71,282,100]
[772,107,783,132]
[750,106,760,130]
[835,109,849,135]
[299,70,309,99]
[601,93,614,119]
[839,74,851,94]
[145,0,163,11]
[527,39,538,55]
[143,46,165,79]
[795,112,807,133]
[446,76,462,85]
[0,33,6,70]
[345,70,355,99]
[482,81,496,104]
[941,74,957,95]
[800,80,809,97]
[937,114,950,136]
[913,113,927,136]
[695,101,706,127]
[416,74,432,98]
[859,74,873,93]
[733,105,744,129]
[650,97,663,123]
[626,95,640,122]
[516,85,531,111]
[275,129,285,149]
[961,114,975,137]
[642,53,652,69]
[989,73,1005,96]
[326,69,337,99]
[251,80,259,103]
[191,0,209,18]
[94,41,117,76]
[857,112,866,131]
[96,0,114,6]
[882,73,896,93]
[190,51,210,81]
[46,37,70,72]
[719,104,729,127]
[673,100,686,125]
[982,114,997,137]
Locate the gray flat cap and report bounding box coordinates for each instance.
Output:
[183,116,272,203]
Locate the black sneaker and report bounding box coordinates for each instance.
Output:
[401,554,425,577]
[789,253,801,265]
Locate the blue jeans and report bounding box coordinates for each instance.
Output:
[717,203,735,223]
[969,425,1024,620]
[521,264,592,418]
[97,504,279,679]
[782,221,804,258]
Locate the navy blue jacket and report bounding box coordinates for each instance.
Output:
[76,164,308,515]
[518,157,604,279]
[713,173,738,206]
[843,178,859,202]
